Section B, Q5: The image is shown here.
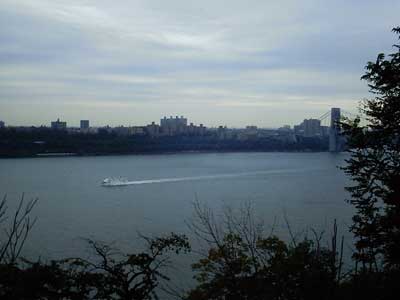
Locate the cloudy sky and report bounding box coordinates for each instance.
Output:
[0,0,399,127]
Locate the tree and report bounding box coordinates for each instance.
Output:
[0,233,190,300]
[341,27,400,270]
[186,201,344,300]
[0,194,38,265]
[67,234,191,300]
[0,194,191,300]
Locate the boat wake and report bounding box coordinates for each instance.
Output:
[101,169,304,187]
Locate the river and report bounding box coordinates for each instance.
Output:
[0,152,353,289]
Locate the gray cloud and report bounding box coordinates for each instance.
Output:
[0,0,399,127]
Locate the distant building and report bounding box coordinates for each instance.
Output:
[303,119,321,137]
[198,124,206,136]
[245,126,258,135]
[294,119,321,137]
[51,118,67,130]
[113,126,130,136]
[0,120,4,128]
[217,126,228,140]
[80,120,89,130]
[146,122,160,137]
[157,115,209,136]
[98,126,113,135]
[129,126,145,136]
[278,125,292,134]
[160,116,188,135]
[321,126,329,136]
[238,126,259,140]
[187,122,196,135]
[293,124,304,136]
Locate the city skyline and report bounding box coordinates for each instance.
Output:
[0,112,331,128]
[1,0,399,127]
[1,112,334,129]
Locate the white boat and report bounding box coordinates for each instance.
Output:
[101,177,129,187]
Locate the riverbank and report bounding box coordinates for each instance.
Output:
[0,148,333,159]
[0,128,329,158]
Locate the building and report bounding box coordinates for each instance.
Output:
[98,126,113,135]
[0,120,4,128]
[187,122,196,135]
[113,126,130,136]
[217,126,228,140]
[160,116,188,136]
[51,118,67,130]
[321,126,329,136]
[294,119,321,137]
[303,119,321,137]
[198,124,206,136]
[80,120,89,130]
[146,122,160,137]
[293,124,304,136]
[238,126,259,140]
[129,126,145,136]
[278,125,292,134]
[245,126,258,135]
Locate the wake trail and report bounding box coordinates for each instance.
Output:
[110,168,314,186]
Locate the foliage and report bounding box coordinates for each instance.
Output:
[0,194,38,265]
[0,197,190,300]
[341,27,400,269]
[0,127,328,158]
[186,201,344,300]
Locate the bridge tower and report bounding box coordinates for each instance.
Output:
[329,107,341,152]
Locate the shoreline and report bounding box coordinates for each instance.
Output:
[0,149,335,159]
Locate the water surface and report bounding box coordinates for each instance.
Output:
[0,152,352,260]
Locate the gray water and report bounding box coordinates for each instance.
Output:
[0,152,352,263]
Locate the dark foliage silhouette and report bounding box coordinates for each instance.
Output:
[185,201,344,300]
[341,27,400,269]
[0,200,190,300]
[0,127,328,158]
[0,194,37,265]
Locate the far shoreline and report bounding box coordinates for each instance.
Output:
[0,149,341,159]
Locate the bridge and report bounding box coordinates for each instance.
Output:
[315,108,360,152]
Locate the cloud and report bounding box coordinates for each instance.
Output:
[0,0,399,126]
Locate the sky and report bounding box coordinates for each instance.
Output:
[0,0,399,128]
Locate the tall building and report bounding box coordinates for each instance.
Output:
[217,125,228,140]
[80,120,90,130]
[294,119,321,137]
[160,116,188,135]
[0,120,4,128]
[51,118,67,130]
[303,119,321,137]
